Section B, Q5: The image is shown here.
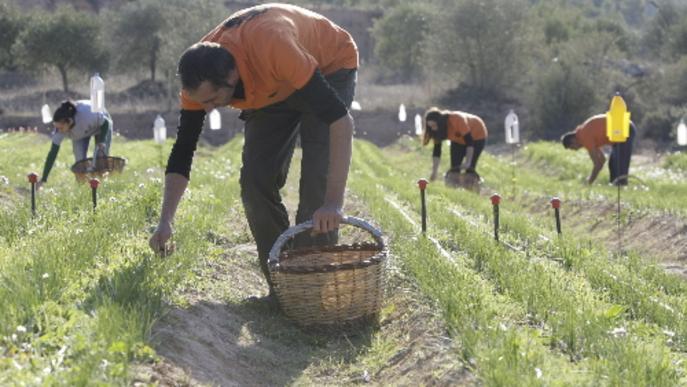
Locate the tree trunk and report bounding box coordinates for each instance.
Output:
[58,65,69,93]
[150,38,159,82]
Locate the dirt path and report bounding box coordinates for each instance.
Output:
[134,150,472,386]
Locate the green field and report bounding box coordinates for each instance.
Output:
[2,132,687,385]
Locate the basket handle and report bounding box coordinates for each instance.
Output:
[267,216,384,266]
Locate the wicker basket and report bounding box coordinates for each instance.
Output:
[268,216,387,327]
[70,156,126,183]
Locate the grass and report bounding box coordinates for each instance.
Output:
[664,151,687,172]
[3,131,687,385]
[513,141,687,215]
[349,139,687,385]
[0,133,243,384]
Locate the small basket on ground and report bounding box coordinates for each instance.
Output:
[268,216,387,327]
[70,156,126,183]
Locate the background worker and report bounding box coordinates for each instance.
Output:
[561,114,636,186]
[423,107,488,181]
[37,99,113,188]
[148,3,358,301]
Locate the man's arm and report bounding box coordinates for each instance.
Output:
[322,113,353,215]
[149,109,205,254]
[295,69,353,233]
[586,148,606,185]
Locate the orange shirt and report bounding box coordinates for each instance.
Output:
[181,4,358,111]
[444,111,488,145]
[575,114,611,151]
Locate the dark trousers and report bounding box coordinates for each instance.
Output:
[450,139,486,173]
[609,124,636,185]
[239,69,357,287]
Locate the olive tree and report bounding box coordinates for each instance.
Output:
[371,3,432,80]
[424,0,528,97]
[13,6,108,92]
[0,2,25,70]
[108,0,166,81]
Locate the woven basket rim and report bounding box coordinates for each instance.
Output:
[269,242,387,274]
[71,156,126,169]
[71,156,127,174]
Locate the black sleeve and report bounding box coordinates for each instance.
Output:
[463,132,474,146]
[294,69,348,125]
[432,142,442,158]
[165,110,206,179]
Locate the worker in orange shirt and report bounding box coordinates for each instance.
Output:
[148,4,358,301]
[422,107,488,181]
[560,114,636,186]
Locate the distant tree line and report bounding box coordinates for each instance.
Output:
[0,0,225,93]
[370,0,687,142]
[1,0,686,142]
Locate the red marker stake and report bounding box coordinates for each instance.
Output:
[490,193,501,242]
[418,179,428,234]
[28,172,38,216]
[550,197,562,235]
[90,178,100,211]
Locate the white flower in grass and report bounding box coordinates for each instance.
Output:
[16,325,27,334]
[42,273,49,279]
[535,368,543,379]
[609,326,627,337]
[138,183,145,189]
[0,176,9,185]
[362,370,370,383]
[43,367,51,374]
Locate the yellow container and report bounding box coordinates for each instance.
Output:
[606,95,631,143]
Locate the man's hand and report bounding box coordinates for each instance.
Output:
[312,203,343,234]
[149,220,174,257]
[35,180,44,190]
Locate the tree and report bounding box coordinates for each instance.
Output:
[0,2,25,70]
[425,0,528,97]
[526,61,597,139]
[108,0,165,81]
[642,1,682,58]
[13,6,108,92]
[371,3,432,80]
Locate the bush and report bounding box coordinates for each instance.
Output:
[526,62,597,139]
[661,57,687,105]
[641,110,678,143]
